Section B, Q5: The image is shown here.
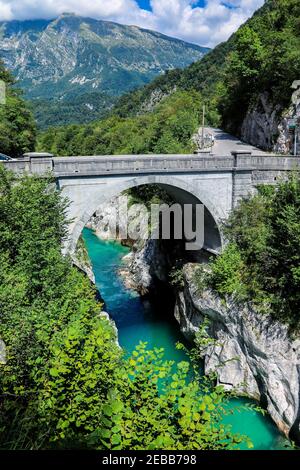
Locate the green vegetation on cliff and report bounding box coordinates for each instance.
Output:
[0,167,248,450]
[207,176,300,329]
[37,91,202,156]
[0,60,36,157]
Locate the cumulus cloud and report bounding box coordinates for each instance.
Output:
[0,0,265,47]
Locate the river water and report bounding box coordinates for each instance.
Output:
[83,227,289,450]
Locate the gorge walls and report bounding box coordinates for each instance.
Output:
[240,81,300,154]
[174,264,300,442]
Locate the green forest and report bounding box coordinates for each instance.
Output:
[37,91,203,156]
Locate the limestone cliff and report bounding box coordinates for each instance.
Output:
[174,263,300,442]
[72,236,95,284]
[240,81,300,154]
[86,195,171,295]
[240,92,281,151]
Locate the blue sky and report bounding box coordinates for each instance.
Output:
[138,1,207,10]
[0,1,264,47]
[137,0,152,10]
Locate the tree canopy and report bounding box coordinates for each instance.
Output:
[207,176,300,330]
[37,91,203,156]
[0,60,36,157]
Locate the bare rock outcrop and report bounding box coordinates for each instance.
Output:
[174,264,300,442]
[240,82,300,154]
[240,92,281,150]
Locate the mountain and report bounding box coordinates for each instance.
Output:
[111,0,300,151]
[0,13,209,127]
[39,0,300,155]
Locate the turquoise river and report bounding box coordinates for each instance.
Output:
[83,227,290,450]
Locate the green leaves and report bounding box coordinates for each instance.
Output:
[49,368,59,378]
[0,168,121,449]
[94,343,249,451]
[37,90,201,157]
[210,243,247,300]
[208,175,300,329]
[0,60,36,157]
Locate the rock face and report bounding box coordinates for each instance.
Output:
[86,197,121,241]
[86,195,170,295]
[274,81,300,155]
[174,264,300,442]
[240,84,300,154]
[122,238,170,295]
[240,92,282,151]
[73,237,95,284]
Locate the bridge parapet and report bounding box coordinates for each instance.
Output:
[1,153,53,175]
[52,154,234,177]
[1,153,300,177]
[234,154,300,170]
[2,151,299,255]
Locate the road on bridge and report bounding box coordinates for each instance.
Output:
[201,127,269,156]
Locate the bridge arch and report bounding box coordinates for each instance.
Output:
[65,174,224,254]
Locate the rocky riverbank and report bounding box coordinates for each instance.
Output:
[78,197,300,443]
[84,195,174,296]
[174,263,300,442]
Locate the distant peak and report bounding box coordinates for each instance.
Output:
[59,12,76,17]
[53,12,81,27]
[54,12,78,22]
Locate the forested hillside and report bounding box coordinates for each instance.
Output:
[0,60,36,157]
[115,0,300,136]
[37,91,204,156]
[38,0,300,155]
[32,92,117,130]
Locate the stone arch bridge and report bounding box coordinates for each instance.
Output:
[2,151,300,254]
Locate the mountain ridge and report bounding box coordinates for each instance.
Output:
[0,13,208,125]
[37,0,300,155]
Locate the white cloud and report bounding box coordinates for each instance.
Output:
[0,0,265,47]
